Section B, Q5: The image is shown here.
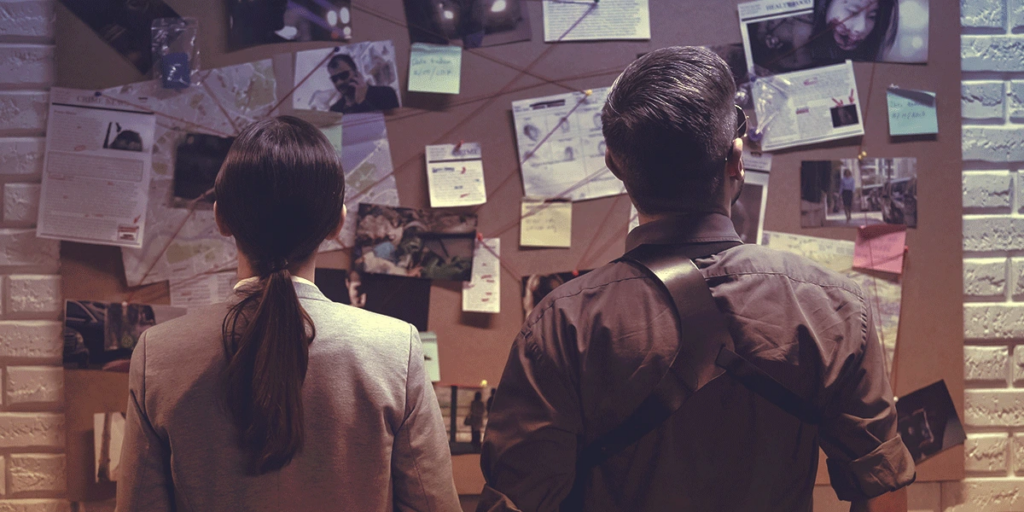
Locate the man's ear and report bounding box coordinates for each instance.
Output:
[328,204,347,241]
[213,201,232,237]
[726,138,744,181]
[605,150,624,180]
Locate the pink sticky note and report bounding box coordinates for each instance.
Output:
[853,224,907,274]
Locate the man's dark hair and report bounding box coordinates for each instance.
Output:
[601,46,738,214]
[327,53,358,73]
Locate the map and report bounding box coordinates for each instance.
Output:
[762,231,902,374]
[101,61,398,288]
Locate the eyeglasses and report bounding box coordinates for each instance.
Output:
[329,70,353,83]
[734,105,747,141]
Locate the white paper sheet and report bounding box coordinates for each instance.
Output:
[37,88,156,248]
[425,143,487,207]
[542,0,650,42]
[463,238,500,314]
[512,88,625,201]
[419,332,441,382]
[169,271,238,311]
[749,61,864,151]
[743,150,773,172]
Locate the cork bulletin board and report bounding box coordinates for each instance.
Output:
[55,0,963,500]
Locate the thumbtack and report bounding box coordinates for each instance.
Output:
[476,232,484,242]
[584,89,593,96]
[454,140,464,152]
[571,269,580,277]
[480,380,488,387]
[857,150,868,161]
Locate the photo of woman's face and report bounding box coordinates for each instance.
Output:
[827,0,880,51]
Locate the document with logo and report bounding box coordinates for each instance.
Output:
[426,142,487,207]
[37,88,156,248]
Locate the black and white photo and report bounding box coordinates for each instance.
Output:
[293,42,402,114]
[896,380,966,464]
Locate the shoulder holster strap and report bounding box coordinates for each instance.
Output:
[576,242,820,472]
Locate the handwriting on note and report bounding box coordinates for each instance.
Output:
[853,224,906,275]
[887,88,937,137]
[409,43,462,95]
[520,198,572,248]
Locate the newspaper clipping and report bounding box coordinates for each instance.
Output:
[37,88,156,248]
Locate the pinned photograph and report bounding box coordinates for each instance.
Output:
[293,42,402,114]
[732,170,768,244]
[315,268,432,331]
[522,270,591,318]
[58,0,180,74]
[353,204,477,281]
[102,122,145,152]
[94,411,126,483]
[434,384,496,455]
[800,158,917,228]
[402,0,532,48]
[174,133,235,204]
[227,0,353,50]
[896,380,966,464]
[739,0,928,77]
[63,300,186,371]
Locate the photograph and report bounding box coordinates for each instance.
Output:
[227,0,353,50]
[58,0,180,74]
[292,42,402,114]
[102,122,144,152]
[830,104,860,128]
[434,384,496,455]
[353,203,477,281]
[402,0,532,48]
[731,170,768,244]
[896,380,966,464]
[800,158,917,228]
[63,300,186,371]
[94,411,126,483]
[522,270,591,318]
[743,0,928,76]
[315,268,432,331]
[173,133,235,203]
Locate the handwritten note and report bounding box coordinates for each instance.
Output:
[425,142,487,207]
[463,238,500,313]
[887,88,938,136]
[409,43,462,95]
[521,198,572,248]
[853,224,907,274]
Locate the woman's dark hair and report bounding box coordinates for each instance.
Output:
[215,116,345,474]
[812,0,899,63]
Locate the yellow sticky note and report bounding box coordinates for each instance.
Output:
[520,198,572,248]
[409,43,462,95]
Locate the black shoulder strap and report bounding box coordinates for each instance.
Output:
[575,241,820,472]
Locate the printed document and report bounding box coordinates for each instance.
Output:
[512,88,625,201]
[463,238,500,314]
[426,143,487,207]
[37,88,156,248]
[543,0,650,42]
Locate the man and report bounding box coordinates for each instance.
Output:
[478,47,914,512]
[326,54,400,114]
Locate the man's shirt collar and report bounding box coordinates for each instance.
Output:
[625,212,742,252]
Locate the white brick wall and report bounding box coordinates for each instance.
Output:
[0,3,66,509]
[957,0,1024,509]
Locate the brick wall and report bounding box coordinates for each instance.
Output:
[956,0,1024,509]
[0,1,68,511]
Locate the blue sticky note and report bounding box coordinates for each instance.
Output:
[887,88,937,136]
[409,43,462,95]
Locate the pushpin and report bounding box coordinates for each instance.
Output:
[584,89,593,96]
[857,150,868,161]
[454,140,464,152]
[477,231,484,242]
[571,269,580,277]
[480,380,488,387]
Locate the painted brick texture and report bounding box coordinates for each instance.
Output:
[953,0,1024,509]
[0,5,67,508]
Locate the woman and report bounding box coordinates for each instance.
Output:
[840,167,856,222]
[116,116,460,511]
[811,0,899,65]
